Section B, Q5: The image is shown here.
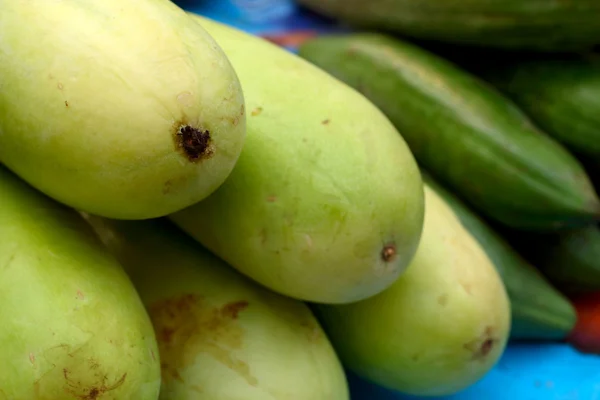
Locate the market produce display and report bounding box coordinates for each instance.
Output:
[1,0,600,399]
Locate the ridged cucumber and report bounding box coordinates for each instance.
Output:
[298,33,600,231]
[508,225,600,297]
[422,171,576,341]
[297,0,600,51]
[478,56,600,158]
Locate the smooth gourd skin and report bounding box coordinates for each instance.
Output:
[0,0,246,220]
[82,215,350,400]
[422,172,576,341]
[297,0,600,51]
[171,16,425,304]
[298,33,600,232]
[314,185,511,397]
[0,166,161,400]
[480,57,600,158]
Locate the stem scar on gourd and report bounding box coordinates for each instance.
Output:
[381,243,397,262]
[174,124,214,162]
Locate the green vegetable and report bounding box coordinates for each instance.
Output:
[299,33,600,231]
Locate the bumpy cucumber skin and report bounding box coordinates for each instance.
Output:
[0,166,161,400]
[169,17,425,304]
[298,0,600,51]
[510,225,600,297]
[82,216,350,400]
[299,33,600,231]
[422,171,576,340]
[481,57,600,157]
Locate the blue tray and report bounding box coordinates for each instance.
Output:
[174,1,600,398]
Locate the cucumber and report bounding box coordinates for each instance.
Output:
[422,171,576,340]
[297,0,600,51]
[478,56,600,159]
[298,33,600,231]
[508,225,600,297]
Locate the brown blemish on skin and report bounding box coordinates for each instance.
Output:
[463,326,497,361]
[148,294,257,386]
[222,104,245,126]
[174,124,213,162]
[163,180,173,195]
[251,107,263,116]
[29,353,35,364]
[381,243,397,262]
[221,301,249,319]
[63,367,127,400]
[321,119,330,125]
[76,290,84,300]
[65,101,69,107]
[266,195,277,202]
[437,294,448,306]
[461,283,473,295]
[259,228,268,244]
[300,320,322,343]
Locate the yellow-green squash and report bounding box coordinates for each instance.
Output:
[0,166,160,400]
[0,0,246,220]
[169,14,425,304]
[82,215,350,400]
[314,184,511,396]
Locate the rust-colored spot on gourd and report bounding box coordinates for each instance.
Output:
[381,243,397,262]
[464,326,498,361]
[321,119,330,125]
[63,367,127,400]
[251,107,263,116]
[221,301,249,319]
[174,124,213,162]
[149,294,257,386]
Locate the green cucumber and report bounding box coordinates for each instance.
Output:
[298,33,600,231]
[422,171,576,340]
[297,0,600,51]
[478,56,600,159]
[508,225,600,297]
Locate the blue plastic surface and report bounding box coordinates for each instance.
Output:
[348,343,600,400]
[175,1,600,398]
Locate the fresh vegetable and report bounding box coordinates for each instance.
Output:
[313,184,511,397]
[297,0,600,51]
[170,15,425,304]
[298,33,600,231]
[82,215,350,400]
[0,165,161,399]
[508,225,600,297]
[479,56,600,159]
[0,0,247,220]
[423,171,576,341]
